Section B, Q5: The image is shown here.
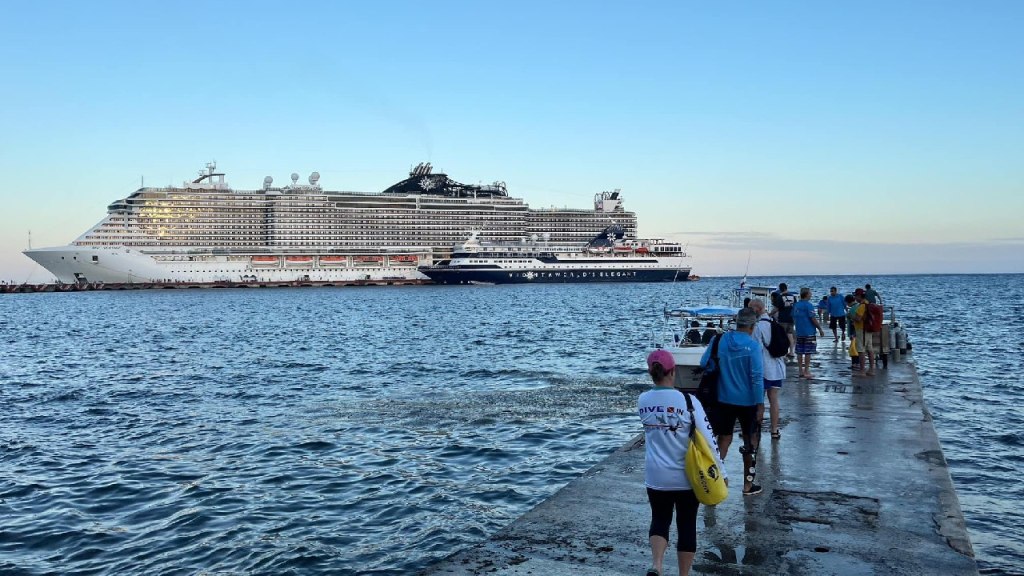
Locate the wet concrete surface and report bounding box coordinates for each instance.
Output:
[421,345,978,575]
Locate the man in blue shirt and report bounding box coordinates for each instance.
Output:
[826,286,848,343]
[700,307,764,496]
[793,287,826,379]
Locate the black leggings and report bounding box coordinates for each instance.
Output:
[646,488,699,552]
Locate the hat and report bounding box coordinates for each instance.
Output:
[647,349,676,371]
[854,288,865,297]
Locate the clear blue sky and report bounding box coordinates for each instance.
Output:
[2,0,1022,281]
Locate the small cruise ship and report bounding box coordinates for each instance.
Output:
[23,162,644,285]
[418,226,691,284]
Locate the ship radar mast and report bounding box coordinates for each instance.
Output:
[187,161,229,190]
[594,189,623,212]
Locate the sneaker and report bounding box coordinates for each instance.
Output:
[743,484,763,496]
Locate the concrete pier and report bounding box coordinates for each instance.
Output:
[422,348,978,575]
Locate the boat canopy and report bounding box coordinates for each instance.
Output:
[666,305,740,317]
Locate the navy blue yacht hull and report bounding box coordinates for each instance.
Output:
[421,268,690,284]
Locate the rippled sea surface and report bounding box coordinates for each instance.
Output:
[1,275,1021,575]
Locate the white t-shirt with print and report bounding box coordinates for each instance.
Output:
[638,387,727,490]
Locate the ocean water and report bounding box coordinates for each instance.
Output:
[0,275,1021,575]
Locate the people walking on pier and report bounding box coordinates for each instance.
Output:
[700,307,764,496]
[770,283,796,360]
[751,299,785,439]
[793,287,826,379]
[639,349,726,576]
[827,286,848,343]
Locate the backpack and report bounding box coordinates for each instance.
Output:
[761,318,789,358]
[696,334,722,409]
[864,302,883,333]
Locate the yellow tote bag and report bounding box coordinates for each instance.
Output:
[682,393,728,505]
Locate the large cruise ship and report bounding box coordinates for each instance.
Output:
[24,163,642,284]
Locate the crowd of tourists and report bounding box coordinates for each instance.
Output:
[636,282,884,576]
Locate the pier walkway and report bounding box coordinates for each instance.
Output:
[422,347,978,575]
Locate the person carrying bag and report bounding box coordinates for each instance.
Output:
[639,349,729,576]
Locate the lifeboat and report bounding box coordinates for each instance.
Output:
[319,256,347,267]
[251,256,280,266]
[635,246,650,254]
[285,256,314,266]
[389,255,419,265]
[613,245,634,253]
[353,255,385,265]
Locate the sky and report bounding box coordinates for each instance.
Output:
[1,0,1022,281]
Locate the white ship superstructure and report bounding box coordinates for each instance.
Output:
[24,163,639,284]
[419,226,691,284]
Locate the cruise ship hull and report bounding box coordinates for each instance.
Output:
[420,267,691,284]
[24,246,428,284]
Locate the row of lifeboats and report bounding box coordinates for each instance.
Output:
[251,255,420,267]
[587,245,651,254]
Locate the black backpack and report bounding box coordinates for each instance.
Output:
[761,318,789,358]
[696,334,722,409]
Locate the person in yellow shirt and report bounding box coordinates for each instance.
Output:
[851,288,876,376]
[845,294,862,371]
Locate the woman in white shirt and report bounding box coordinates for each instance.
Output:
[638,349,726,576]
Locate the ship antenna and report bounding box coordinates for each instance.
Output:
[27,229,32,250]
[740,250,751,289]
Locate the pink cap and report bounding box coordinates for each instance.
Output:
[647,349,676,371]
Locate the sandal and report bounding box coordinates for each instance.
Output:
[743,484,763,496]
[771,430,781,439]
[646,568,661,576]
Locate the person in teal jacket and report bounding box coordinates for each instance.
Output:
[699,307,764,496]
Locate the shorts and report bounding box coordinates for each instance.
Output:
[861,331,881,353]
[764,378,783,389]
[829,316,847,331]
[711,402,761,438]
[778,321,794,335]
[795,335,817,355]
